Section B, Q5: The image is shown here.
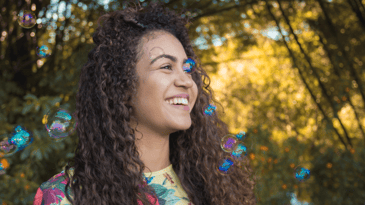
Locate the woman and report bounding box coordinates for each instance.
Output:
[33,2,256,204]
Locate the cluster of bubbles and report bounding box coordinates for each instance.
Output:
[218,132,247,175]
[0,107,77,175]
[17,10,51,58]
[203,104,311,182]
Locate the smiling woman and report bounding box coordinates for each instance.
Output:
[33,1,256,205]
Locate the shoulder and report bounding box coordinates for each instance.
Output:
[34,168,75,205]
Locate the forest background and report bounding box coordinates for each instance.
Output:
[0,0,364,204]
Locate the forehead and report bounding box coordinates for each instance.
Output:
[140,31,185,58]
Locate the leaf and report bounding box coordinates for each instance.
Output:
[43,152,48,159]
[23,94,38,101]
[20,147,31,160]
[66,153,75,158]
[22,103,34,115]
[49,97,62,106]
[35,150,42,160]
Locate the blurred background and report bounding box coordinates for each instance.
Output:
[0,0,364,204]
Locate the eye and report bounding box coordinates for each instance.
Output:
[160,65,172,70]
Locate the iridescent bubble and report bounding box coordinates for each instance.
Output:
[17,10,36,29]
[183,58,196,74]
[294,166,310,182]
[221,134,239,153]
[36,45,51,58]
[236,131,246,141]
[44,107,77,141]
[203,104,216,116]
[9,125,34,153]
[230,142,247,161]
[0,134,18,158]
[217,156,235,175]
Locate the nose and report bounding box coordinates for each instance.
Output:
[174,67,194,88]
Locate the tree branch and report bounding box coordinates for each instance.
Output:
[278,1,353,148]
[265,0,349,150]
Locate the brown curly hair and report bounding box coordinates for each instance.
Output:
[64,1,256,204]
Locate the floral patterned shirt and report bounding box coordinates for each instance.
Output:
[33,164,194,205]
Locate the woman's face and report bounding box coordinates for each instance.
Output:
[130,31,198,135]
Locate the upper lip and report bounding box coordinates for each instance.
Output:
[165,94,189,102]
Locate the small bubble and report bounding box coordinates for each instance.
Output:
[217,156,235,175]
[18,10,37,29]
[36,45,51,58]
[294,166,310,182]
[0,126,34,158]
[183,58,196,74]
[10,126,33,152]
[235,131,246,141]
[230,142,247,161]
[44,107,77,141]
[0,134,18,157]
[203,104,216,116]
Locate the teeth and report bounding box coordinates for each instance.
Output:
[165,97,188,106]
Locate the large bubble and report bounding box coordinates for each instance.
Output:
[44,107,77,141]
[221,134,239,153]
[18,10,37,29]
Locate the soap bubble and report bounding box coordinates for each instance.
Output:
[236,131,246,141]
[217,156,235,175]
[44,107,77,141]
[18,10,36,28]
[0,126,34,157]
[0,134,18,157]
[203,104,216,116]
[36,45,51,58]
[9,126,34,153]
[183,58,196,74]
[230,142,247,161]
[294,166,310,182]
[221,134,239,153]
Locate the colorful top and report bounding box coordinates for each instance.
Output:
[33,164,194,205]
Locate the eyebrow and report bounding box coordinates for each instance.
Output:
[150,54,188,65]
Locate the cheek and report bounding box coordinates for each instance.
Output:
[193,84,199,102]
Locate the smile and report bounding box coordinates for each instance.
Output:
[165,101,190,111]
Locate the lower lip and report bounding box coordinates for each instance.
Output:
[166,102,189,111]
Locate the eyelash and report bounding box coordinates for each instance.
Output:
[161,65,172,70]
[160,64,193,74]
